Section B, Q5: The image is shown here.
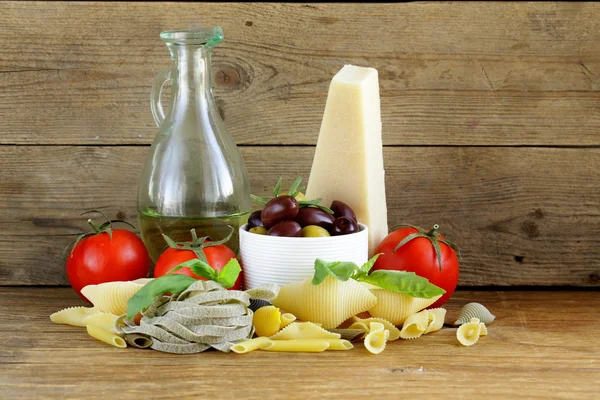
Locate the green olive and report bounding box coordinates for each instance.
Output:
[301,225,330,237]
[249,226,268,235]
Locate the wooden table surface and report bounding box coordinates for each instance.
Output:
[1,288,598,399]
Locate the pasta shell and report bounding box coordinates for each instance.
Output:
[279,313,296,329]
[454,303,495,326]
[423,308,447,334]
[81,280,149,315]
[349,316,401,341]
[364,322,390,354]
[50,306,98,327]
[272,276,377,329]
[366,286,442,326]
[456,317,486,346]
[270,322,340,340]
[253,306,282,337]
[400,310,429,340]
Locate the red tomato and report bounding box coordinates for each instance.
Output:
[153,243,242,290]
[67,229,151,301]
[372,225,459,308]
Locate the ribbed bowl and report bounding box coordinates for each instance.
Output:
[240,223,368,289]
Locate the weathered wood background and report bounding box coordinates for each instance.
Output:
[0,2,598,286]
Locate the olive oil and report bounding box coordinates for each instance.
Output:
[138,209,249,262]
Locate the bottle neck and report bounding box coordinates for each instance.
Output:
[168,44,214,107]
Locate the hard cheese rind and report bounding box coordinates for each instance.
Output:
[306,64,388,256]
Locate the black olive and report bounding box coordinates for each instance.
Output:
[331,216,359,236]
[268,220,302,237]
[261,195,299,229]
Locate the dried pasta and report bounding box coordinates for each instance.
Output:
[270,322,340,340]
[86,325,126,349]
[349,315,401,341]
[83,312,120,334]
[231,337,273,354]
[81,279,152,315]
[456,317,487,346]
[363,322,389,354]
[366,284,442,325]
[454,303,495,326]
[272,276,377,329]
[322,339,353,350]
[279,313,296,329]
[50,306,98,327]
[263,340,330,353]
[423,308,447,334]
[253,306,282,337]
[118,280,278,354]
[400,310,430,339]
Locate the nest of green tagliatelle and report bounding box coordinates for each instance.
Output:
[117,280,278,354]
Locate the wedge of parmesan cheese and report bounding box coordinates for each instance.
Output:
[306,65,388,255]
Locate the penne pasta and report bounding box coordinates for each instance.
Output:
[83,312,121,334]
[50,306,98,327]
[231,337,273,354]
[86,325,127,349]
[263,339,330,353]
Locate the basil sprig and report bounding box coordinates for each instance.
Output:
[126,258,242,319]
[311,254,446,299]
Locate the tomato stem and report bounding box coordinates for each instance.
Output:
[87,219,101,233]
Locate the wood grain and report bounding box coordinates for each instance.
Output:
[1,288,598,399]
[0,2,599,145]
[0,145,598,286]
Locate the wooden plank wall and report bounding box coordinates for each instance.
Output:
[0,2,598,286]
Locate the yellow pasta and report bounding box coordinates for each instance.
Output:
[366,284,442,325]
[231,337,273,354]
[86,325,127,349]
[50,306,98,327]
[364,322,389,354]
[272,276,377,329]
[263,339,330,353]
[456,317,487,346]
[81,279,151,315]
[270,322,341,340]
[279,313,296,329]
[253,306,282,337]
[423,308,447,334]
[322,339,353,350]
[349,315,401,341]
[400,310,430,339]
[83,312,120,335]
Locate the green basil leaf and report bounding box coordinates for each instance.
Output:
[216,258,242,288]
[126,275,196,319]
[357,270,446,299]
[186,259,219,281]
[312,259,358,285]
[360,253,383,273]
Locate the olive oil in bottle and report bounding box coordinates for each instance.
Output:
[137,28,252,259]
[138,210,249,262]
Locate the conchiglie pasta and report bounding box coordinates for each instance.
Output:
[454,303,495,326]
[366,286,441,326]
[253,306,282,337]
[81,280,150,315]
[364,322,389,355]
[50,306,98,327]
[272,276,377,329]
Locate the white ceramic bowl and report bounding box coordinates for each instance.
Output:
[239,223,368,289]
